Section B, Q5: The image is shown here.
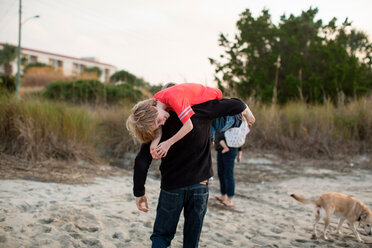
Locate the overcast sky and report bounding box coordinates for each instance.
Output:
[1,0,371,86]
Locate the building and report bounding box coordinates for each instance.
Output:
[0,43,117,83]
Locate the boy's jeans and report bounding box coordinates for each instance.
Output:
[151,183,209,248]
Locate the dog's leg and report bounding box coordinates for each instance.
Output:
[347,221,364,243]
[336,218,345,235]
[312,207,321,239]
[323,216,330,240]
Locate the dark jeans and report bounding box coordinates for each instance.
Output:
[151,183,209,248]
[217,148,238,198]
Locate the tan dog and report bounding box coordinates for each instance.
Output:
[291,192,372,243]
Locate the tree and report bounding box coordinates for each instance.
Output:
[110,69,149,88]
[210,8,372,104]
[0,44,17,77]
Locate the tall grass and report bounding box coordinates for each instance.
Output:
[0,95,98,161]
[247,95,372,157]
[92,104,137,159]
[0,94,139,162]
[1,94,371,162]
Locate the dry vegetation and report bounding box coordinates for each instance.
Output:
[23,67,72,87]
[0,93,371,166]
[0,95,98,162]
[239,96,372,158]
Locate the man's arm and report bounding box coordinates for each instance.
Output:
[133,142,152,198]
[194,98,247,120]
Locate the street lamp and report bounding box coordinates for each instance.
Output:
[16,0,40,97]
[22,15,40,25]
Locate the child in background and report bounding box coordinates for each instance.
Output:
[211,104,254,140]
[216,114,251,154]
[219,138,230,154]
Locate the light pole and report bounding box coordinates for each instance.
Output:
[15,0,39,97]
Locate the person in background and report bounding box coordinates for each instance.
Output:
[212,115,252,207]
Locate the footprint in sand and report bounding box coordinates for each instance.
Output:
[41,226,52,233]
[82,238,102,247]
[112,232,124,239]
[38,218,54,224]
[75,224,99,233]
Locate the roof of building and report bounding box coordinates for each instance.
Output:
[0,42,116,68]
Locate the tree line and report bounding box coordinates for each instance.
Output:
[209,7,372,104]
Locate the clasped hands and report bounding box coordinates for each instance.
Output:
[150,140,171,159]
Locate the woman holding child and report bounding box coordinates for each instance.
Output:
[213,115,251,207]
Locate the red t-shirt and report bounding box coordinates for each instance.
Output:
[153,83,223,124]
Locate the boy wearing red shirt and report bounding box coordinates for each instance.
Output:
[127,83,222,158]
[127,82,255,159]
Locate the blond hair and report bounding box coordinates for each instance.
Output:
[126,98,158,143]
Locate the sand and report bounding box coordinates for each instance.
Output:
[1,153,372,247]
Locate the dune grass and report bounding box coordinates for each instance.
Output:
[0,94,139,162]
[0,95,98,161]
[1,93,371,162]
[247,95,372,157]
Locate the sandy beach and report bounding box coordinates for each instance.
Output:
[1,152,372,247]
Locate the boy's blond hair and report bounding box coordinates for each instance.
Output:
[126,98,158,143]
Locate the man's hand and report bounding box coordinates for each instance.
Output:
[243,106,256,126]
[136,195,149,212]
[150,146,162,159]
[245,111,255,126]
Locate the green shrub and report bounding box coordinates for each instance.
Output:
[44,79,142,104]
[0,74,16,93]
[24,62,50,72]
[84,66,102,78]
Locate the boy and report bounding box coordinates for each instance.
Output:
[127,83,223,158]
[127,83,255,159]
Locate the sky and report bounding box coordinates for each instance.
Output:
[1,0,372,86]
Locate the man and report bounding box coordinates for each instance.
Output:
[133,98,248,248]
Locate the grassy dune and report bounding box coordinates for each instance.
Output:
[1,94,371,162]
[246,96,372,157]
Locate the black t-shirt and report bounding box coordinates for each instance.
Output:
[133,98,246,197]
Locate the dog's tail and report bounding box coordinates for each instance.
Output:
[290,194,315,204]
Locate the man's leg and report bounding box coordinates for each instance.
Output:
[151,189,184,248]
[183,183,209,248]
